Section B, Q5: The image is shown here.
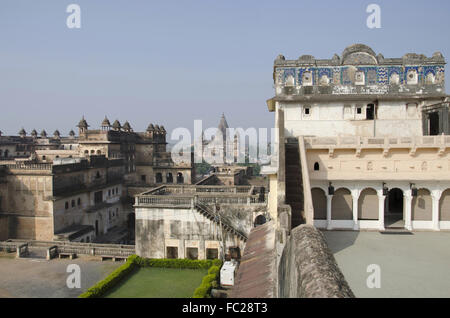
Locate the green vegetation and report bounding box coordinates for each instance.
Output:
[105,267,207,298]
[79,255,137,298]
[192,265,221,298]
[195,162,212,175]
[79,255,222,298]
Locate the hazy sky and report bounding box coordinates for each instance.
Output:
[1,0,449,141]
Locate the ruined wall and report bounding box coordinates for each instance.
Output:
[278,225,354,298]
[135,205,253,259]
[1,173,54,240]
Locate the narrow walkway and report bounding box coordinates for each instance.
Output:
[230,221,276,298]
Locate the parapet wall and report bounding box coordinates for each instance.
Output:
[278,225,354,298]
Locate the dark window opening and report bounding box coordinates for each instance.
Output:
[177,173,184,184]
[77,198,81,206]
[166,173,173,183]
[141,175,146,182]
[186,247,198,260]
[155,173,162,183]
[65,202,69,210]
[167,247,178,259]
[429,112,440,136]
[304,107,310,115]
[366,104,375,120]
[357,107,362,114]
[314,162,320,171]
[71,200,75,208]
[206,248,219,260]
[94,191,103,205]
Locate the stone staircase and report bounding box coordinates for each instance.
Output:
[194,203,248,241]
[285,142,304,228]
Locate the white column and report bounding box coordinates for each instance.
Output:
[377,192,386,231]
[351,189,360,230]
[326,195,333,230]
[404,190,412,231]
[431,190,441,231]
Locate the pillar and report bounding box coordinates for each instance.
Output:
[351,190,360,230]
[404,190,412,231]
[326,195,333,230]
[378,193,386,231]
[432,191,441,231]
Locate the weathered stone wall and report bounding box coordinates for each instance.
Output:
[135,204,260,259]
[278,225,354,298]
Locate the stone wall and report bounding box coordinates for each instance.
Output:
[278,224,354,298]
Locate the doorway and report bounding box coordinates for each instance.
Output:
[386,188,404,228]
[429,112,439,135]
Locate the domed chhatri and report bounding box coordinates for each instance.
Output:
[112,120,121,131]
[122,121,132,132]
[77,116,89,128]
[101,116,111,127]
[40,129,47,137]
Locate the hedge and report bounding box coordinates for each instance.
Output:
[192,265,222,298]
[78,255,138,298]
[79,255,222,298]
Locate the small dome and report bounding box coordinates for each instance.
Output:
[31,129,38,137]
[77,116,89,128]
[101,116,110,127]
[154,124,160,132]
[53,130,61,137]
[112,120,121,130]
[160,125,166,133]
[147,123,155,131]
[18,128,26,136]
[69,130,75,136]
[40,130,47,137]
[122,121,131,131]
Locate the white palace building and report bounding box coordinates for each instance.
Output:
[264,44,450,232]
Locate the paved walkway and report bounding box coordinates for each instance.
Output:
[0,253,121,298]
[323,231,450,298]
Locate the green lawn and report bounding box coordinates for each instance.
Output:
[104,267,207,298]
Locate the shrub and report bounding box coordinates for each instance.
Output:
[79,255,223,298]
[207,265,220,276]
[192,263,222,298]
[78,255,137,298]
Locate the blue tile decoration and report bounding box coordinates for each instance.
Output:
[280,65,444,87]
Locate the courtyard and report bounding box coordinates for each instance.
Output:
[104,267,207,298]
[0,253,122,298]
[323,230,450,298]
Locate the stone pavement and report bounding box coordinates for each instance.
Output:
[0,253,121,298]
[323,230,450,298]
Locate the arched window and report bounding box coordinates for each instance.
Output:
[166,173,173,183]
[95,171,101,179]
[77,198,81,206]
[407,70,418,85]
[84,150,89,155]
[65,202,69,210]
[176,172,184,184]
[155,173,163,183]
[355,71,365,85]
[4,150,8,158]
[302,71,313,86]
[425,72,435,84]
[97,150,101,155]
[314,162,320,171]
